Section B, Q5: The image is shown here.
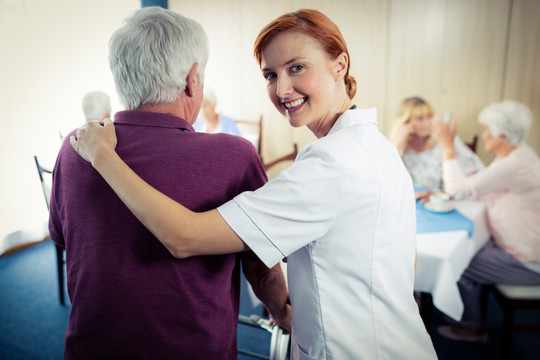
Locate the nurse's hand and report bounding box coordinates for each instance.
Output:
[70,118,118,165]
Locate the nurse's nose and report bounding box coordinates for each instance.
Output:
[276,76,293,99]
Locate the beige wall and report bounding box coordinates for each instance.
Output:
[172,0,539,166]
[0,0,140,239]
[0,0,538,240]
[504,0,540,155]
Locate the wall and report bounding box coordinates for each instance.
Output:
[0,0,140,240]
[0,0,538,241]
[170,0,539,166]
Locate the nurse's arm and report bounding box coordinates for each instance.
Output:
[71,121,248,258]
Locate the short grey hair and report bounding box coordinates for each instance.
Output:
[109,7,209,110]
[81,91,111,121]
[478,100,533,146]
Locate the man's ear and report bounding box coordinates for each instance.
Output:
[185,63,200,97]
[333,52,348,81]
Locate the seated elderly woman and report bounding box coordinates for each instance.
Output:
[433,100,540,342]
[390,96,484,192]
[193,88,241,136]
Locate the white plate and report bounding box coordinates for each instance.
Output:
[424,201,454,213]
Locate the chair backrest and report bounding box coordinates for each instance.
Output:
[236,115,263,159]
[466,135,478,153]
[34,155,52,211]
[263,144,298,172]
[235,116,298,177]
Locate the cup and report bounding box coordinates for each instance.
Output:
[429,191,451,211]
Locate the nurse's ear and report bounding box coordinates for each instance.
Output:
[332,52,349,82]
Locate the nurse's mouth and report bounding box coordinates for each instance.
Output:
[283,97,306,112]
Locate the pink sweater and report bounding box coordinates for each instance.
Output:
[443,145,540,264]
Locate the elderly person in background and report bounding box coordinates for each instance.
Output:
[81,90,111,121]
[434,100,540,342]
[390,96,484,193]
[193,87,241,135]
[50,7,289,360]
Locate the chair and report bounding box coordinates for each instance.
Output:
[485,283,540,359]
[466,135,478,153]
[236,115,298,174]
[263,144,298,173]
[34,155,66,304]
[236,116,263,159]
[238,314,290,360]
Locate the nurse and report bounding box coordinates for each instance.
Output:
[71,9,437,360]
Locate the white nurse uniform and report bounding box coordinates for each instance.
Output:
[219,108,437,360]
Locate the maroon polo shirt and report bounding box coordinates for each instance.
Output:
[49,110,267,360]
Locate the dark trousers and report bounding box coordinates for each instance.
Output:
[457,240,540,328]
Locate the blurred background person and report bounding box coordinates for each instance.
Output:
[81,90,112,122]
[390,96,484,193]
[433,100,540,342]
[193,87,241,135]
[59,91,113,141]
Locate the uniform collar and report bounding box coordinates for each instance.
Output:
[328,107,378,135]
[114,110,194,131]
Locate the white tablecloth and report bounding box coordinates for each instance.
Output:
[414,200,490,320]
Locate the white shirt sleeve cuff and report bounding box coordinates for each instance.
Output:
[218,199,286,268]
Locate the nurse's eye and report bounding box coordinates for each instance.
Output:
[290,64,304,73]
[263,72,277,81]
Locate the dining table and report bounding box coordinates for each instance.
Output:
[414,198,491,330]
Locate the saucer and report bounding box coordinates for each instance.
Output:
[424,201,454,213]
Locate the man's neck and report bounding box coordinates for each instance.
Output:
[137,102,183,117]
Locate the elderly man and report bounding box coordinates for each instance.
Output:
[49,7,289,360]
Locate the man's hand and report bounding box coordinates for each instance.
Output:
[70,118,118,165]
[242,259,292,333]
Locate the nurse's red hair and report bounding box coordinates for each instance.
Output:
[253,9,357,99]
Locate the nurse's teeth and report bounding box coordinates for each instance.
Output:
[285,98,305,108]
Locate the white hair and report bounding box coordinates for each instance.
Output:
[478,100,533,146]
[81,91,111,121]
[109,7,209,110]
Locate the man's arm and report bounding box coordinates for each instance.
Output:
[241,258,292,333]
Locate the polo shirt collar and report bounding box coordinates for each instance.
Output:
[114,110,194,131]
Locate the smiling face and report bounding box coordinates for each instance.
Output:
[260,30,347,137]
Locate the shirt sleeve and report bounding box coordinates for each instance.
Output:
[443,155,517,200]
[218,143,347,268]
[454,136,485,176]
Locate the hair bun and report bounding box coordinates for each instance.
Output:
[346,75,357,99]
